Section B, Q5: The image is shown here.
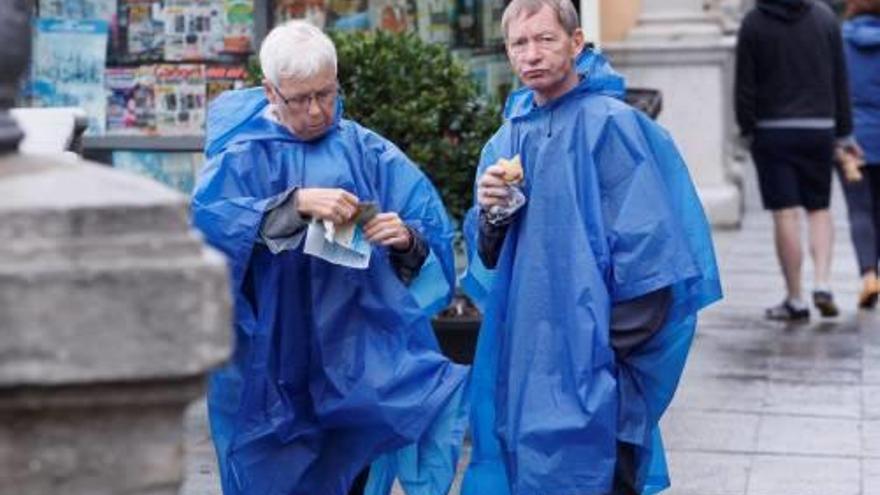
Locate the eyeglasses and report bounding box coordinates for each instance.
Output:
[274,83,339,111]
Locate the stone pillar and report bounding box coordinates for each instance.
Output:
[580,0,601,45]
[604,0,743,228]
[0,2,232,494]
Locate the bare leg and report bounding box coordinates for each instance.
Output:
[807,208,834,289]
[773,208,804,301]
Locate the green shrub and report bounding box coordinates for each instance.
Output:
[329,31,501,222]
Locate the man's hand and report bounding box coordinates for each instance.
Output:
[838,139,865,161]
[477,164,510,210]
[364,212,412,251]
[295,188,359,224]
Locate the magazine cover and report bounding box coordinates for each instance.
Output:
[416,0,454,44]
[163,0,225,61]
[38,0,117,23]
[155,64,206,134]
[223,0,254,54]
[113,151,204,193]
[274,0,331,29]
[114,0,164,62]
[368,0,416,33]
[206,64,247,103]
[106,65,157,134]
[30,18,110,135]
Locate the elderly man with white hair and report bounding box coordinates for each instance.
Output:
[191,21,468,495]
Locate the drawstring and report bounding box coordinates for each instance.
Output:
[546,108,553,137]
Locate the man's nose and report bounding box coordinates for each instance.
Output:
[307,96,322,116]
[522,42,542,64]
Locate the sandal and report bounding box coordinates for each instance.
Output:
[812,290,840,317]
[765,300,810,321]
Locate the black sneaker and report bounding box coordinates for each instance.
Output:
[813,290,840,317]
[765,300,810,321]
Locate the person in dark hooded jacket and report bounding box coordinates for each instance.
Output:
[837,0,880,308]
[735,0,861,321]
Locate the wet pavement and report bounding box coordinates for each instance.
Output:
[181,170,880,495]
[659,172,880,495]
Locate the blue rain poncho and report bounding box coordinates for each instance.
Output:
[460,50,722,495]
[843,15,880,164]
[192,88,469,495]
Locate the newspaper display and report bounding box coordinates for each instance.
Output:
[206,64,248,103]
[38,0,117,23]
[223,0,255,53]
[115,0,164,62]
[106,65,157,134]
[30,18,110,135]
[163,0,225,61]
[155,63,207,134]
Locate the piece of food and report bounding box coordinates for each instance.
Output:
[498,155,523,184]
[836,148,864,183]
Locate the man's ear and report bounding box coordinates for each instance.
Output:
[571,28,585,55]
[263,79,278,105]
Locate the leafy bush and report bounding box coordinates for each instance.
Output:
[329,31,501,222]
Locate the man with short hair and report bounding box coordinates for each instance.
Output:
[192,20,467,495]
[459,0,722,493]
[736,0,860,320]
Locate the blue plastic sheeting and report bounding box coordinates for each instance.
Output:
[192,88,469,495]
[460,50,722,495]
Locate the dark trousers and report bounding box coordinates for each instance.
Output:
[612,441,640,495]
[348,468,369,495]
[838,165,880,274]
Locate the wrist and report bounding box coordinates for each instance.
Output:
[391,226,415,252]
[293,190,309,216]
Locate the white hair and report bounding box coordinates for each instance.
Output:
[259,20,337,86]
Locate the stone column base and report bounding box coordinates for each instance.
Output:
[0,377,206,495]
[698,182,743,229]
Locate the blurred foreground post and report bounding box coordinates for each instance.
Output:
[0,1,232,493]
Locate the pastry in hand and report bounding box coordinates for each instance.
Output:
[836,147,864,183]
[498,155,523,184]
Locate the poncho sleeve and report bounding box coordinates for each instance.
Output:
[191,142,296,332]
[592,109,703,304]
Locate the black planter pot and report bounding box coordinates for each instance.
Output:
[432,316,481,364]
[624,88,663,120]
